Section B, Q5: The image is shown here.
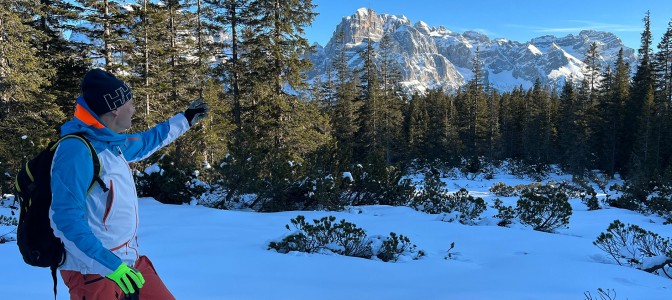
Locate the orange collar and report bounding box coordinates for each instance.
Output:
[74,104,105,129]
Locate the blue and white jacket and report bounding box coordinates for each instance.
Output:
[49,97,190,276]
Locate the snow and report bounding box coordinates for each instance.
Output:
[144,163,162,175]
[1,172,671,299]
[400,79,429,94]
[549,65,585,82]
[527,44,543,56]
[355,7,370,17]
[643,256,672,270]
[488,70,534,91]
[414,21,431,35]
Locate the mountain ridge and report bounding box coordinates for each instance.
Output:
[307,8,637,94]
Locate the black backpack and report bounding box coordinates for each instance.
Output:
[14,133,108,298]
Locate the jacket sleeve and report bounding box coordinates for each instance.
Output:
[122,113,190,162]
[49,138,122,275]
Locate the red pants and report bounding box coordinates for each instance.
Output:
[61,256,175,300]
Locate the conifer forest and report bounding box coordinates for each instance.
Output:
[1,1,672,212]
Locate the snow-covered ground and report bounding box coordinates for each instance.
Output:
[1,171,671,299]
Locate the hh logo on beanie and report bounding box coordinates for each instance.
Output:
[104,85,132,111]
[82,69,133,116]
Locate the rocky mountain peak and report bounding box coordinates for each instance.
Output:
[309,9,638,94]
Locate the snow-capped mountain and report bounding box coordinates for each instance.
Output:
[307,8,638,94]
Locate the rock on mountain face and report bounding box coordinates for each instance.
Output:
[308,8,637,94]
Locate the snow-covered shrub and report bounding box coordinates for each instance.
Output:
[516,182,542,195]
[306,174,348,211]
[608,182,646,211]
[570,176,600,210]
[412,175,486,224]
[489,182,517,197]
[444,189,487,225]
[506,160,552,181]
[584,192,600,211]
[269,216,427,263]
[647,196,672,225]
[268,215,373,258]
[0,215,17,226]
[0,235,13,244]
[456,156,501,180]
[0,195,16,243]
[0,215,17,244]
[516,188,572,233]
[460,156,483,178]
[332,218,374,258]
[593,220,672,278]
[135,156,205,204]
[491,198,516,227]
[345,162,414,207]
[410,171,450,214]
[643,182,672,224]
[589,172,613,204]
[375,232,425,262]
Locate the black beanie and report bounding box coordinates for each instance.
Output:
[81,69,132,116]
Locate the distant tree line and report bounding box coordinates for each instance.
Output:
[1,2,671,210]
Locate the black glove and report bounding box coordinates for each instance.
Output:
[184,98,209,126]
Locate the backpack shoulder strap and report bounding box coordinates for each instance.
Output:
[52,134,109,193]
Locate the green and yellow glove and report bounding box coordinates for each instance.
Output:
[106,263,145,294]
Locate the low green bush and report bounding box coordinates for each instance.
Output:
[489,182,517,197]
[268,215,372,257]
[491,198,516,227]
[516,188,572,233]
[593,220,672,278]
[411,173,486,224]
[375,232,425,262]
[438,189,487,225]
[269,215,429,263]
[410,171,450,214]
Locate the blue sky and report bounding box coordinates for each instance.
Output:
[305,0,672,50]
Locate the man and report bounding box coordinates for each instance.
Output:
[49,69,208,299]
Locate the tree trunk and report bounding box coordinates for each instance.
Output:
[104,0,112,69]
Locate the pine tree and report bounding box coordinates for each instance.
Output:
[330,28,360,167]
[126,1,164,128]
[425,90,461,165]
[524,79,553,165]
[238,0,331,210]
[485,89,502,163]
[583,42,602,104]
[0,1,64,193]
[500,87,526,160]
[653,19,672,175]
[32,0,90,114]
[355,13,383,161]
[407,93,429,162]
[183,0,229,167]
[657,20,672,105]
[626,11,657,181]
[611,48,631,175]
[244,0,316,94]
[377,34,404,166]
[558,79,588,175]
[72,0,134,70]
[462,48,489,162]
[592,64,617,175]
[205,0,247,143]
